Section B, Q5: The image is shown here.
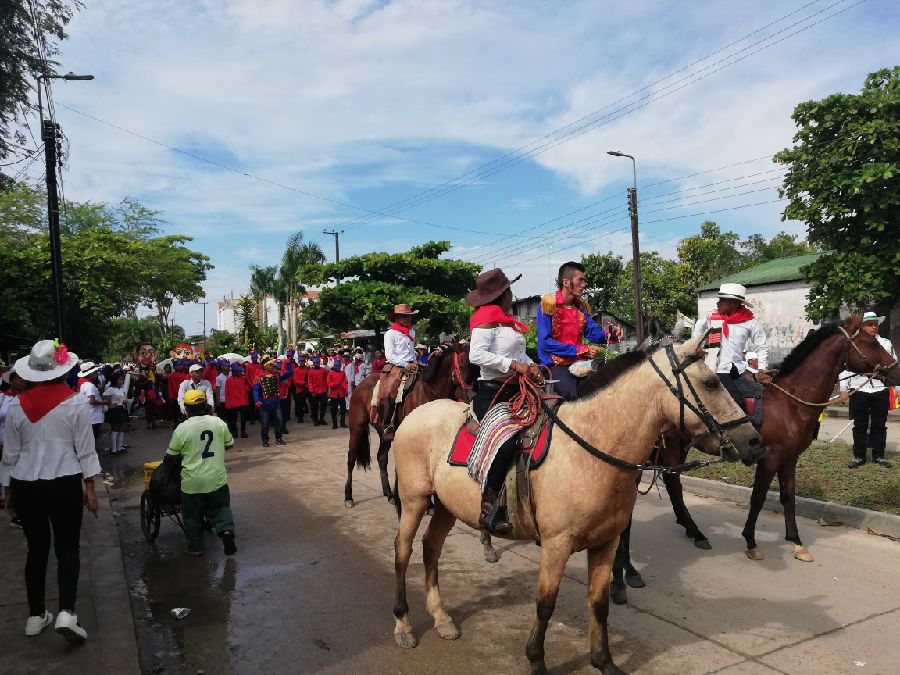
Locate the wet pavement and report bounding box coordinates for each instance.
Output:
[4,414,900,674]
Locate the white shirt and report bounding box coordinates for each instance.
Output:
[0,396,101,486]
[177,378,215,415]
[342,362,356,391]
[353,361,370,386]
[0,393,14,443]
[693,313,769,374]
[216,373,227,402]
[79,381,106,424]
[385,328,417,367]
[840,336,897,394]
[106,386,126,407]
[470,326,532,381]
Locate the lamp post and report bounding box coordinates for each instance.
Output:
[607,150,644,343]
[36,71,94,342]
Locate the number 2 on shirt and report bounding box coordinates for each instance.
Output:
[200,430,215,459]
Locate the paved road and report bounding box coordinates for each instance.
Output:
[6,417,897,674]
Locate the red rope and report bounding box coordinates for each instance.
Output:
[488,373,544,427]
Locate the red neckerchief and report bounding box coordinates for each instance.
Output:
[389,322,413,340]
[721,307,755,336]
[18,383,76,423]
[469,304,530,333]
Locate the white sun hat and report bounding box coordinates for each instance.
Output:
[78,361,100,378]
[862,311,885,325]
[717,282,754,307]
[15,340,79,382]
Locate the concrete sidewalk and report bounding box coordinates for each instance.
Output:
[0,482,140,674]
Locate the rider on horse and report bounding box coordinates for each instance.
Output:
[467,269,545,534]
[379,303,421,441]
[692,282,772,410]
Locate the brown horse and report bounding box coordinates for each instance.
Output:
[343,343,477,507]
[611,315,900,603]
[390,336,766,675]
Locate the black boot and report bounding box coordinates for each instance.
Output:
[479,487,511,535]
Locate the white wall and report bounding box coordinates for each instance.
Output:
[697,280,819,365]
[217,304,238,333]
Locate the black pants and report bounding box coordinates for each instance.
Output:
[548,365,579,401]
[246,391,258,422]
[330,396,347,427]
[293,390,308,421]
[310,393,328,424]
[224,406,247,436]
[849,389,890,460]
[280,396,292,428]
[718,366,747,412]
[10,475,84,616]
[474,380,520,492]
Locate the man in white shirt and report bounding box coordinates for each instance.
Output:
[379,303,419,440]
[840,312,898,469]
[178,364,215,417]
[77,362,106,439]
[692,283,772,410]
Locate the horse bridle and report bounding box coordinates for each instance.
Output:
[839,326,899,377]
[647,342,752,455]
[450,350,475,401]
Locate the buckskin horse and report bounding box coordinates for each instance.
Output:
[389,335,766,675]
[343,343,477,507]
[611,315,900,603]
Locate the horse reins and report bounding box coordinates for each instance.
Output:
[450,350,475,401]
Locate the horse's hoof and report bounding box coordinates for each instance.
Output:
[529,662,549,675]
[610,581,628,605]
[793,546,814,562]
[387,495,396,505]
[694,538,712,550]
[624,571,645,589]
[426,506,434,516]
[483,548,499,563]
[745,547,765,561]
[591,655,627,675]
[344,499,355,508]
[394,630,417,649]
[436,621,461,640]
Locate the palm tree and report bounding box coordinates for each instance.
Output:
[249,265,277,329]
[279,232,325,347]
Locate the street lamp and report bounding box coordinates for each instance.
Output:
[607,150,644,343]
[36,71,94,342]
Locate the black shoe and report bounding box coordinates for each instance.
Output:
[221,531,237,556]
[340,421,348,428]
[262,440,270,447]
[848,457,865,469]
[282,427,289,434]
[873,457,893,468]
[240,433,249,438]
[478,488,511,535]
[332,423,338,429]
[275,438,287,446]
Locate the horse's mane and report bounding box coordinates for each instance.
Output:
[422,345,451,384]
[776,321,844,379]
[576,350,648,399]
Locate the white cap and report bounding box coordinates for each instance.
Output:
[745,351,758,361]
[189,364,203,373]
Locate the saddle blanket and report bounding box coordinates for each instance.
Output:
[448,416,552,472]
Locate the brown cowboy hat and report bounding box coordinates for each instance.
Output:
[465,268,521,307]
[388,303,420,321]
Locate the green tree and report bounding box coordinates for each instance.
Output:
[0,0,81,164]
[582,251,628,316]
[675,221,745,292]
[234,294,259,351]
[278,232,325,347]
[206,329,239,356]
[301,241,480,340]
[741,231,817,265]
[776,66,900,320]
[141,235,211,336]
[249,264,277,330]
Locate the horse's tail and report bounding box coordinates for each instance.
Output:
[392,470,401,520]
[348,386,373,470]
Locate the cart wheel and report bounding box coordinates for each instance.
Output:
[140,490,160,541]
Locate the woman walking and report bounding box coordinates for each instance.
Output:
[105,370,130,455]
[0,340,101,642]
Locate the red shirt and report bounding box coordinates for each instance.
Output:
[307,367,328,395]
[292,365,308,391]
[371,358,386,375]
[168,371,189,400]
[245,362,262,385]
[327,369,348,398]
[224,375,250,409]
[202,364,219,389]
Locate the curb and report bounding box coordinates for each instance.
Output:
[679,474,900,540]
[87,484,141,674]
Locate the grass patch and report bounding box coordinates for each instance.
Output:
[687,441,900,516]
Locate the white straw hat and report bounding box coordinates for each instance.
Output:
[862,311,885,325]
[16,340,79,382]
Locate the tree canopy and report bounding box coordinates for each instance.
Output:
[301,241,480,339]
[0,181,210,356]
[776,66,900,320]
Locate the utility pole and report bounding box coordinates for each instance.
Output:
[323,229,342,262]
[43,119,65,342]
[199,301,208,339]
[607,151,644,343]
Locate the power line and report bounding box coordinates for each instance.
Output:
[333,0,862,235]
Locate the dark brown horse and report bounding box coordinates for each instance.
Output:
[344,343,477,507]
[610,315,900,604]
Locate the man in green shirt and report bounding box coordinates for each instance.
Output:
[166,389,237,556]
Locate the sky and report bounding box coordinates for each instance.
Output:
[16,0,900,337]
